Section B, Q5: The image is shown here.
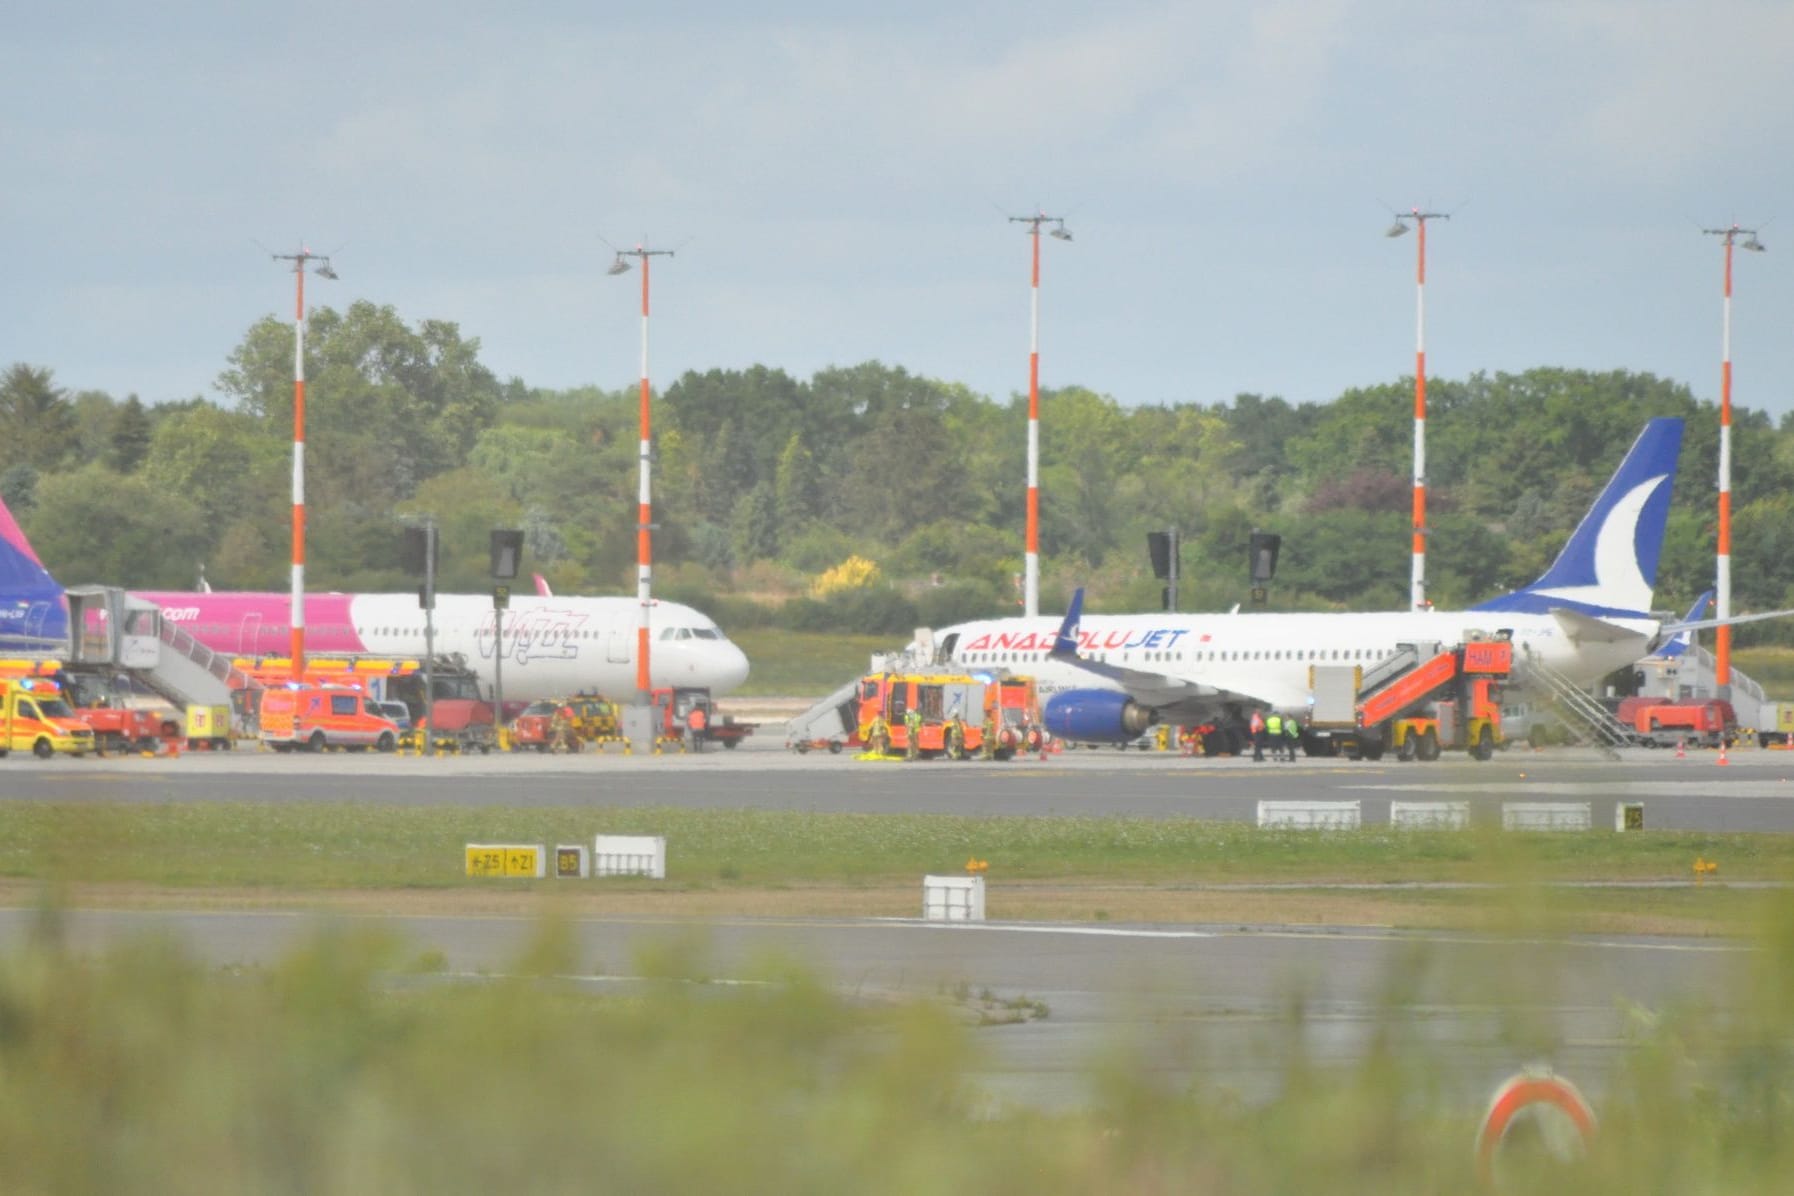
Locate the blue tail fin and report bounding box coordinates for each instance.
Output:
[1473,417,1683,618]
[1655,590,1713,658]
[0,493,68,648]
[1050,588,1086,658]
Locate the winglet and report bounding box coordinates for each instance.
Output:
[533,572,554,598]
[1656,590,1713,658]
[1050,588,1085,658]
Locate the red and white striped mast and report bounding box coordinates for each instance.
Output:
[1386,209,1447,611]
[269,244,337,682]
[1008,211,1071,619]
[1703,222,1765,697]
[608,243,674,706]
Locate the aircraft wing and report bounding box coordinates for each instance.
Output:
[1047,589,1280,714]
[1549,607,1656,645]
[1659,607,1794,636]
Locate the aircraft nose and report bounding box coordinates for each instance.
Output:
[713,642,750,694]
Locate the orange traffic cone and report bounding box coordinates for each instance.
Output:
[1716,741,1729,766]
[1675,739,1686,759]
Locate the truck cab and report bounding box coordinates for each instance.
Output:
[0,677,96,759]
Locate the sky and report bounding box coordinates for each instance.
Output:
[5,0,1794,420]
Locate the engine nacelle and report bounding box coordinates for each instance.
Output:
[1044,690,1156,743]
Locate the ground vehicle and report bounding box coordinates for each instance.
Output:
[54,670,174,753]
[258,684,402,753]
[374,700,413,730]
[1615,696,1736,748]
[652,687,754,750]
[0,677,96,758]
[1303,638,1510,761]
[856,673,1040,760]
[509,696,616,752]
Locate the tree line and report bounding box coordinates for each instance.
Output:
[4,301,1793,640]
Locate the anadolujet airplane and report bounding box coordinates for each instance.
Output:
[0,499,749,702]
[923,418,1784,751]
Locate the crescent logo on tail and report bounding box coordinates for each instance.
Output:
[1528,475,1668,613]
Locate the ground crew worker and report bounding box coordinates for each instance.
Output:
[904,707,922,761]
[1265,711,1283,762]
[866,714,890,756]
[1283,714,1302,762]
[981,709,998,760]
[1250,709,1267,761]
[552,703,577,753]
[686,702,708,753]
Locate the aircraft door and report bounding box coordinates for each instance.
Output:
[606,631,631,664]
[239,612,262,655]
[118,606,161,670]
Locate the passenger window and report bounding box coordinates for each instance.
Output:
[331,695,357,716]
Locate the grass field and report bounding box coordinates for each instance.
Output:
[1734,645,1794,699]
[728,629,896,696]
[2,889,1791,1192]
[3,802,1789,936]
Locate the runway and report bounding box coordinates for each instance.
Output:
[5,738,1794,832]
[0,902,1753,1109]
[5,740,1785,1109]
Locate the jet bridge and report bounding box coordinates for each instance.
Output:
[63,587,257,719]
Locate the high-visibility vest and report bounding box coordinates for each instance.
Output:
[1266,714,1283,735]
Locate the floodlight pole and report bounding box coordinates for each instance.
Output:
[1386,210,1447,612]
[609,244,674,706]
[1009,211,1071,619]
[1703,223,1765,696]
[269,244,337,681]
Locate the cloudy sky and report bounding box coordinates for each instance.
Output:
[5,0,1792,419]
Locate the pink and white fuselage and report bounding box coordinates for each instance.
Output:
[135,590,750,701]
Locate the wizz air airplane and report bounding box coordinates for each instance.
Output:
[0,499,749,701]
[926,417,1779,746]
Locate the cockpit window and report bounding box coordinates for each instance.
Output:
[691,627,721,639]
[659,628,676,640]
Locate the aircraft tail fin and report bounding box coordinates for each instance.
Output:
[1473,417,1683,618]
[0,492,69,648]
[1654,591,1713,658]
[1049,588,1086,658]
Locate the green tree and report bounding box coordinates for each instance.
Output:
[730,481,779,564]
[107,395,153,472]
[25,464,210,588]
[1,364,78,471]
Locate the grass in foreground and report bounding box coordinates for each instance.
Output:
[2,902,1793,1194]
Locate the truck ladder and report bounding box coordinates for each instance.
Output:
[1510,656,1636,758]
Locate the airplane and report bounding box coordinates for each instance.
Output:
[0,497,750,702]
[923,417,1785,753]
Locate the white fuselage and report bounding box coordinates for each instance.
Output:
[936,608,1661,711]
[143,591,751,703]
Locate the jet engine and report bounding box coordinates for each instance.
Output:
[1043,690,1156,743]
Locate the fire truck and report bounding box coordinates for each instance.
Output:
[856,672,1040,760]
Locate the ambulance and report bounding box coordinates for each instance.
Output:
[258,683,403,753]
[0,677,97,759]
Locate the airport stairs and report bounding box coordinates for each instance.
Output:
[784,678,862,750]
[138,618,258,714]
[1510,655,1637,758]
